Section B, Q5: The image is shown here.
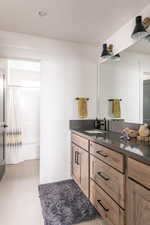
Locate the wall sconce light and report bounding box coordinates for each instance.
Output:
[143,17,150,29]
[131,16,148,40]
[101,43,111,58]
[108,44,121,61]
[107,44,113,55]
[143,17,150,42]
[100,43,121,61]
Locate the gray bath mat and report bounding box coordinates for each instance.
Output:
[38,179,98,225]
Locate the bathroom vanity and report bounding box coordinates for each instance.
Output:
[71,29,150,225]
[71,129,150,225]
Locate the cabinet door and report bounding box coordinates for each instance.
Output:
[72,144,81,185]
[80,149,89,197]
[127,179,150,225]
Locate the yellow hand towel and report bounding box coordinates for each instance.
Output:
[78,98,88,118]
[112,99,121,118]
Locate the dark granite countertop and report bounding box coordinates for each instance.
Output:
[71,129,150,166]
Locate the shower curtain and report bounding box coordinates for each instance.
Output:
[6,87,23,164]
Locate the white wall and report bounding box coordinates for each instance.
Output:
[0,30,97,183]
[20,87,40,160]
[40,44,97,184]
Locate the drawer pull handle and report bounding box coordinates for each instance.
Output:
[96,150,108,157]
[97,172,110,181]
[97,200,109,212]
[76,152,80,165]
[75,151,77,164]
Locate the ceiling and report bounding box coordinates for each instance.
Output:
[0,0,150,44]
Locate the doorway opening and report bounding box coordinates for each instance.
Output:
[6,59,40,170]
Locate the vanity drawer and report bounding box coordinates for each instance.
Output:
[72,133,89,151]
[90,155,125,208]
[128,158,150,189]
[90,141,124,172]
[90,179,124,225]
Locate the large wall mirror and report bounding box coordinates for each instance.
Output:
[99,38,150,124]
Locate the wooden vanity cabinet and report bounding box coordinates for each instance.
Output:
[128,158,150,189]
[127,179,150,225]
[72,134,89,197]
[127,158,150,225]
[72,133,88,151]
[90,141,124,173]
[72,144,81,185]
[80,148,89,197]
[90,141,125,225]
[90,154,125,208]
[71,133,150,225]
[90,179,124,225]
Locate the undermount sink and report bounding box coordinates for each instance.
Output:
[84,129,104,134]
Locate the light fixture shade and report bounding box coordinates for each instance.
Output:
[112,53,121,61]
[101,44,111,58]
[131,16,147,40]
